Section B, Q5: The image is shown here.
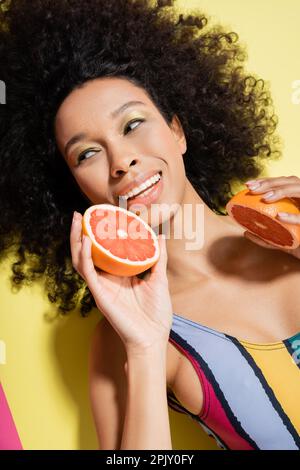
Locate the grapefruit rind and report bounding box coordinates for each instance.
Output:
[82,204,160,276]
[226,189,300,250]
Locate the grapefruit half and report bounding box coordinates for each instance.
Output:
[81,204,160,276]
[226,188,300,249]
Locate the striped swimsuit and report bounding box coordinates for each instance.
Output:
[167,313,300,450]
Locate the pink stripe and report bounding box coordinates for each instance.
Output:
[0,382,23,450]
[169,338,254,450]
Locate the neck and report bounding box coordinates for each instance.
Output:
[164,178,240,292]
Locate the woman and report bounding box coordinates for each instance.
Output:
[0,0,299,450]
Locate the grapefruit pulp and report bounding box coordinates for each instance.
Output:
[226,188,300,249]
[81,204,160,276]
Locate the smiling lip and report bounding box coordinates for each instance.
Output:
[116,169,162,197]
[126,175,163,209]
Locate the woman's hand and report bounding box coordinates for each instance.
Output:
[70,211,173,354]
[243,175,300,259]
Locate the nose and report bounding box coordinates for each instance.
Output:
[110,155,139,178]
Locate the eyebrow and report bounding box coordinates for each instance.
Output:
[64,100,146,156]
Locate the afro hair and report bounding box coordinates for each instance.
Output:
[0,0,281,316]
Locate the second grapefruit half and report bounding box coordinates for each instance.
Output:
[81,204,160,276]
[226,188,300,249]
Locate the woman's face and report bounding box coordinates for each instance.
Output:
[55,77,187,227]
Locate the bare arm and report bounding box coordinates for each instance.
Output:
[89,319,127,450]
[89,319,172,450]
[120,345,172,450]
[73,215,173,449]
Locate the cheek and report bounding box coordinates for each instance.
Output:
[73,170,108,205]
[143,125,178,153]
[145,128,186,172]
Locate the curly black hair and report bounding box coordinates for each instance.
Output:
[0,0,281,316]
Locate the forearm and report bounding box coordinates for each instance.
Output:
[120,345,172,450]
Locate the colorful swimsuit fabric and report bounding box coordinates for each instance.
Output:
[167,313,300,450]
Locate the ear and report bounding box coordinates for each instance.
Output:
[170,114,187,155]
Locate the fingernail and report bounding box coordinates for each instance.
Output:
[278,212,289,217]
[263,191,274,199]
[246,179,261,186]
[248,183,261,190]
[73,211,80,221]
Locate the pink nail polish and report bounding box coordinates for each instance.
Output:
[248,184,260,190]
[263,191,274,199]
[278,212,289,217]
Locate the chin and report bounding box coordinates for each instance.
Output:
[133,202,176,236]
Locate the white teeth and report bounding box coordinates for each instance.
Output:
[121,172,161,200]
[138,182,148,192]
[141,185,154,197]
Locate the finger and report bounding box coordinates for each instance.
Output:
[258,185,300,203]
[70,211,83,268]
[277,212,300,225]
[246,176,300,194]
[80,234,100,294]
[245,175,299,186]
[245,177,280,188]
[150,234,168,282]
[79,236,115,315]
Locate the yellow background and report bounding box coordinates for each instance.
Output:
[1,0,300,450]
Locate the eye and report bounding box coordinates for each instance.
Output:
[124,118,144,134]
[76,149,100,165]
[76,119,144,166]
